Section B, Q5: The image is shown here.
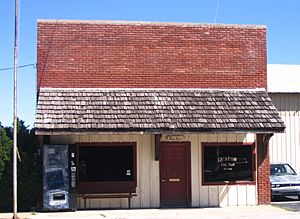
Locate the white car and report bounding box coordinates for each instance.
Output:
[270,163,300,200]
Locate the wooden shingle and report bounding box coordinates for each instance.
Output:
[35,88,285,133]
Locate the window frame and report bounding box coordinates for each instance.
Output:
[201,142,256,186]
[76,142,137,194]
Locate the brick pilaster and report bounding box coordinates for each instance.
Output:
[256,134,271,205]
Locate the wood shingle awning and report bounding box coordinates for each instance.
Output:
[35,88,285,135]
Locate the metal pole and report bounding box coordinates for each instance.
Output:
[13,0,19,218]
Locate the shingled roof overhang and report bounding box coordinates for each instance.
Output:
[35,88,285,135]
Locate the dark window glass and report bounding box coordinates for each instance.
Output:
[270,164,296,176]
[79,146,134,182]
[203,145,253,183]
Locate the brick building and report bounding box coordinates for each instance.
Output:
[35,20,285,209]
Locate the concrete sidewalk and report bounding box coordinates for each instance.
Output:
[1,205,299,219]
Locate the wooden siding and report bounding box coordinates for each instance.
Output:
[50,133,257,209]
[187,133,256,207]
[269,93,300,172]
[51,134,160,209]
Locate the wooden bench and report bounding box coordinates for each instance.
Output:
[78,193,137,209]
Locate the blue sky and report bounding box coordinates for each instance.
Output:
[0,0,300,127]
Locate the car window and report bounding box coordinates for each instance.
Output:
[285,164,296,175]
[270,164,296,176]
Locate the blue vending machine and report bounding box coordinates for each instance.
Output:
[43,145,77,211]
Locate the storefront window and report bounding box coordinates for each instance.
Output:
[77,143,136,193]
[202,143,254,184]
[79,146,134,182]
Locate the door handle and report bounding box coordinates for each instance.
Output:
[161,179,166,182]
[169,178,180,182]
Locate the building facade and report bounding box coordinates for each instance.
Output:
[35,20,285,209]
[268,64,300,173]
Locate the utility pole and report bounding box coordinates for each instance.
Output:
[13,0,19,218]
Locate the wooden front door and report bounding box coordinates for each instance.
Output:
[160,142,191,207]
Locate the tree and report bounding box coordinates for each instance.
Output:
[0,120,41,211]
[0,124,13,211]
[0,124,12,180]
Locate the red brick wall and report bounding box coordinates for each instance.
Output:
[257,134,271,205]
[37,20,267,90]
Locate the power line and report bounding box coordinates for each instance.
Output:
[0,63,36,71]
[214,0,221,23]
